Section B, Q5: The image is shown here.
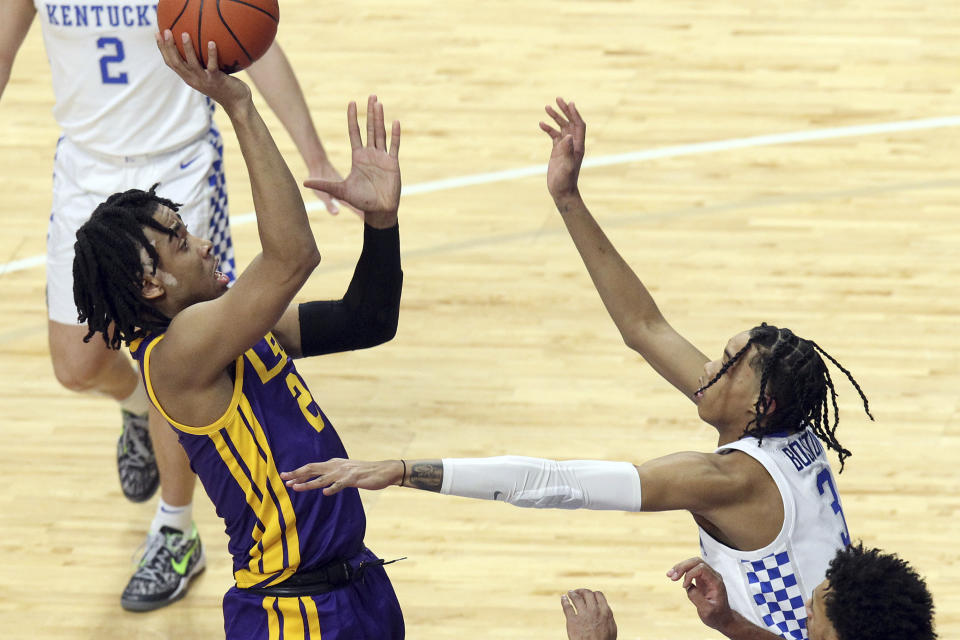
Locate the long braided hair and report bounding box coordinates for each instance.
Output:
[696,323,873,471]
[73,185,181,349]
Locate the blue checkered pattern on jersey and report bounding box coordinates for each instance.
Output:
[743,551,808,640]
[205,125,236,282]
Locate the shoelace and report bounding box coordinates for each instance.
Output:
[121,418,153,464]
[127,531,171,586]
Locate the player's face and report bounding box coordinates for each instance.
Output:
[804,580,840,640]
[142,205,230,310]
[695,331,764,431]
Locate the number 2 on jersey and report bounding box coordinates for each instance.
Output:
[98,37,129,84]
[816,468,851,546]
[286,372,325,433]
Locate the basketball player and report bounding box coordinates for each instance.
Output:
[671,544,936,640]
[279,98,875,639]
[0,0,352,610]
[559,546,936,640]
[72,32,404,637]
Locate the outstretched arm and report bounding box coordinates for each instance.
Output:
[540,98,708,400]
[245,42,356,215]
[0,0,35,100]
[280,451,753,519]
[668,558,783,640]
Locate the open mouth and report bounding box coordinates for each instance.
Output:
[213,257,228,285]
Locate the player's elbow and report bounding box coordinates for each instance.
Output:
[365,307,400,347]
[301,248,322,272]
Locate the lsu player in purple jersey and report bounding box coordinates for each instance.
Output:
[71,32,404,638]
[0,0,357,610]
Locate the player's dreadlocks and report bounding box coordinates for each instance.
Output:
[696,323,872,471]
[73,185,181,350]
[824,543,936,640]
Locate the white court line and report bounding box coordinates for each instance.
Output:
[4,115,959,275]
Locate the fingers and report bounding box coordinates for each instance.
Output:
[205,39,218,72]
[366,94,377,149]
[566,99,585,128]
[682,564,705,590]
[303,178,345,200]
[667,557,705,581]
[179,32,202,67]
[389,120,401,158]
[566,588,589,612]
[278,460,349,494]
[280,460,341,485]
[374,101,386,151]
[560,593,576,618]
[156,29,182,68]
[346,101,362,150]
[545,104,568,130]
[314,191,340,215]
[539,121,561,140]
[323,480,347,496]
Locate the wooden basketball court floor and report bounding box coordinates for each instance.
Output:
[1,1,958,637]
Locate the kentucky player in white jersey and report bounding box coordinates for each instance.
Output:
[275,99,874,640]
[0,0,354,611]
[697,427,851,639]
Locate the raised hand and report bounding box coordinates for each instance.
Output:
[155,30,251,110]
[305,159,363,218]
[667,557,735,632]
[280,458,404,496]
[562,589,618,640]
[304,95,401,225]
[540,97,586,204]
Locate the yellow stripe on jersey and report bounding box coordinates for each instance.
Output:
[262,597,280,640]
[139,334,245,436]
[259,596,322,640]
[277,597,306,639]
[228,397,302,586]
[302,597,323,639]
[140,333,304,587]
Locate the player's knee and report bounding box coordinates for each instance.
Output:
[50,350,118,392]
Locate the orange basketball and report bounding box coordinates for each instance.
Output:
[157,0,279,73]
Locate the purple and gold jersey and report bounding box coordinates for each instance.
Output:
[131,332,367,589]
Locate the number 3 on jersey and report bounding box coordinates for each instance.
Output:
[98,37,129,84]
[816,468,851,546]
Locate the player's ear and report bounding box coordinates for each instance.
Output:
[759,395,776,416]
[141,273,164,300]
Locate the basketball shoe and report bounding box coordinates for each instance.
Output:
[121,524,206,611]
[118,410,159,502]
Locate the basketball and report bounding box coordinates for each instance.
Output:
[157,0,279,73]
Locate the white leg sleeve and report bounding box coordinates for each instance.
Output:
[440,456,642,511]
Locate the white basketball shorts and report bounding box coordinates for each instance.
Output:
[46,125,235,324]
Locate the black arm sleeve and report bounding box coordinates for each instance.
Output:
[298,223,402,357]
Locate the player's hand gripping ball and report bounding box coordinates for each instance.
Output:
[157,0,279,73]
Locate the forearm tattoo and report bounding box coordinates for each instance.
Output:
[406,461,443,493]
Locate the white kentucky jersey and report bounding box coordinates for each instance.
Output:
[698,427,850,640]
[34,0,211,156]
